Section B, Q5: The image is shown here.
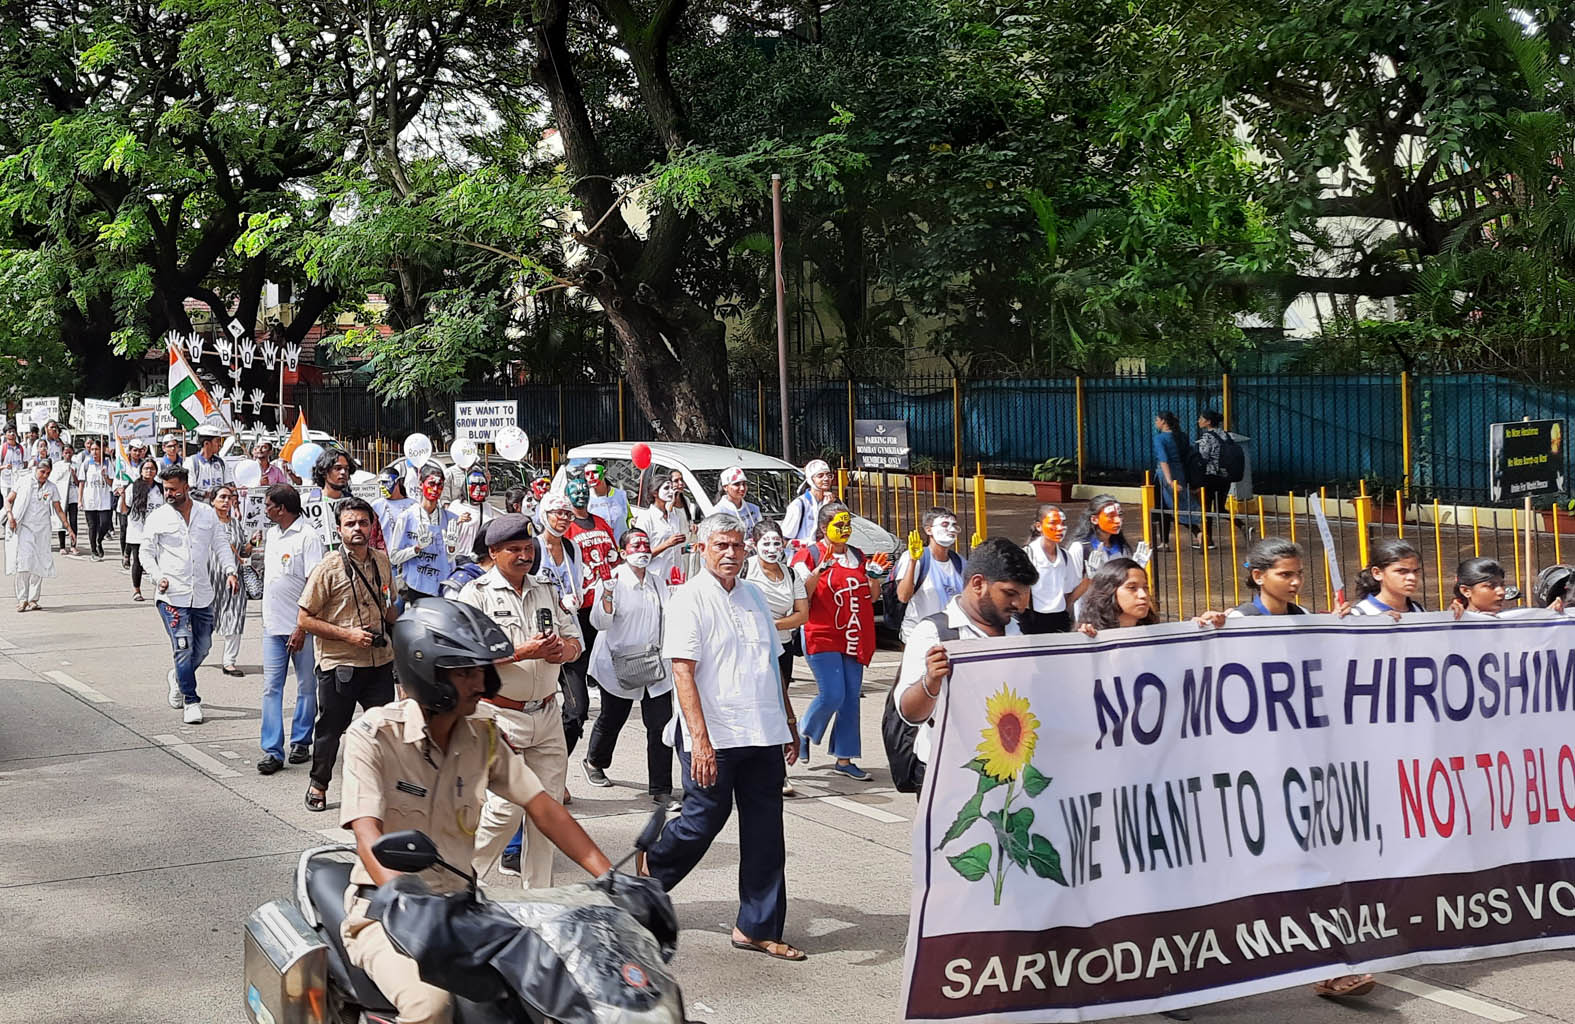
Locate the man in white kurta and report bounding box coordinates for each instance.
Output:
[4,459,73,609]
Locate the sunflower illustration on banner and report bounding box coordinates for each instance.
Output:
[938,685,1067,904]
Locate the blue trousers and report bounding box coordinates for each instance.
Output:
[647,732,788,941]
[260,633,316,760]
[802,651,864,759]
[157,601,214,704]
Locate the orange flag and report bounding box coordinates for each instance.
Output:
[279,410,308,463]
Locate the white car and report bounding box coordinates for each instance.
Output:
[550,442,899,556]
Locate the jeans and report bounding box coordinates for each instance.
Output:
[646,732,788,941]
[801,651,865,759]
[586,689,674,794]
[157,601,215,705]
[311,663,395,789]
[260,634,316,761]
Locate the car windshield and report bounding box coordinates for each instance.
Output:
[687,467,803,517]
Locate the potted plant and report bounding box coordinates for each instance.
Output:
[1031,456,1075,503]
[1359,476,1408,524]
[911,455,943,492]
[1541,500,1575,535]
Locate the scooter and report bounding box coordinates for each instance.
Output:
[243,809,693,1023]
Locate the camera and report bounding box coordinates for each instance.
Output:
[370,633,389,649]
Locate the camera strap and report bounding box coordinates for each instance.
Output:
[342,551,386,634]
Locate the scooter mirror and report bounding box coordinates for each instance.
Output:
[635,807,668,852]
[372,830,441,872]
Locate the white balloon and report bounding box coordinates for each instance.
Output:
[495,426,530,462]
[30,406,51,427]
[233,459,263,488]
[290,442,325,482]
[451,438,479,470]
[403,432,432,464]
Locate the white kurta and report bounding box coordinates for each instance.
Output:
[6,478,60,577]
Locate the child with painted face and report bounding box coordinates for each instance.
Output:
[446,467,497,562]
[894,506,967,643]
[791,502,883,781]
[1020,504,1091,634]
[584,461,629,545]
[388,464,457,599]
[1068,494,1134,574]
[372,464,413,551]
[714,466,763,537]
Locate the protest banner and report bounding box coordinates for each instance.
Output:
[453,400,517,443]
[83,399,118,435]
[22,397,59,426]
[240,490,268,539]
[903,613,1575,1022]
[69,399,85,431]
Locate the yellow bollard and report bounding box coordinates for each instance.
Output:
[973,463,988,541]
[1356,480,1370,569]
[1555,504,1563,566]
[1172,479,1183,619]
[1141,472,1154,588]
[893,474,902,538]
[1472,506,1480,556]
[1433,499,1445,610]
[837,460,847,502]
[1512,508,1523,595]
[1288,493,1296,544]
[1257,495,1265,538]
[912,471,921,527]
[1228,495,1241,607]
[1395,490,1404,539]
[1199,487,1210,605]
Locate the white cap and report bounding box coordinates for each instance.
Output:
[720,466,747,488]
[540,492,574,516]
[195,423,225,438]
[803,459,831,480]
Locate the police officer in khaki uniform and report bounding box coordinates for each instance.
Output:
[455,513,583,887]
[340,597,612,1024]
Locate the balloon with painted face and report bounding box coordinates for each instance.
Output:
[566,478,590,509]
[826,511,853,545]
[1040,508,1067,544]
[1096,503,1123,536]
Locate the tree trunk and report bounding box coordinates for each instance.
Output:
[594,278,729,443]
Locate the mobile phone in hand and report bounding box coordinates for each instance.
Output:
[536,608,555,635]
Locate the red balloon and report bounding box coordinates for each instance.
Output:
[632,442,652,470]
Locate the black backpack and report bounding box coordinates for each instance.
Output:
[882,611,959,795]
[1216,431,1246,482]
[881,548,964,626]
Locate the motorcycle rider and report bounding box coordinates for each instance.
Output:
[338,597,612,1024]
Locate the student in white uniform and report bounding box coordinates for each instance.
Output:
[1019,503,1089,633]
[893,506,966,643]
[1348,538,1426,616]
[780,459,836,545]
[713,466,762,536]
[584,462,629,545]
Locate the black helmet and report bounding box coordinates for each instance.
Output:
[1534,564,1575,608]
[391,598,513,711]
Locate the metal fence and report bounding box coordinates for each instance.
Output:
[293,372,1575,505]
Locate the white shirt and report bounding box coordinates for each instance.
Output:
[184,452,229,496]
[77,457,114,512]
[122,484,164,545]
[445,498,497,561]
[634,503,690,582]
[743,556,806,642]
[662,569,788,750]
[262,516,326,635]
[895,547,966,641]
[588,488,630,545]
[536,536,581,608]
[898,597,1021,764]
[588,563,674,700]
[714,496,762,536]
[780,490,831,543]
[139,500,236,607]
[1025,539,1085,614]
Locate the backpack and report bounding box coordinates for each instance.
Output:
[881,549,964,627]
[1216,430,1246,482]
[882,611,960,795]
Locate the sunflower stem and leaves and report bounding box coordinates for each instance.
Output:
[939,686,1067,903]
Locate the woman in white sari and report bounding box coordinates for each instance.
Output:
[5,458,74,611]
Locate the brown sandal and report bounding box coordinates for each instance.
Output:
[731,935,807,961]
[1313,974,1375,998]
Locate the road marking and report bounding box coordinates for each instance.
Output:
[0,635,17,651]
[1376,974,1524,1021]
[45,670,113,704]
[152,734,241,778]
[219,750,240,760]
[821,796,906,824]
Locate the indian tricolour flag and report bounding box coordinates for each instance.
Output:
[166,334,217,430]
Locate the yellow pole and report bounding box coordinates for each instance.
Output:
[1320,487,1332,612]
[1400,370,1412,497]
[1222,373,1232,432]
[1075,376,1086,484]
[1199,487,1211,603]
[1257,495,1266,537]
[1472,507,1481,556]
[838,459,847,501]
[974,463,987,540]
[1356,479,1370,568]
[617,378,626,440]
[1141,471,1154,587]
[1172,479,1184,619]
[1512,508,1524,595]
[846,380,855,463]
[1228,496,1241,606]
[1288,492,1296,544]
[1395,490,1404,539]
[1555,505,1563,565]
[1433,499,1445,610]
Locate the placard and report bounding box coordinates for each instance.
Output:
[108,406,157,446]
[240,490,268,539]
[854,418,910,470]
[83,399,118,435]
[1490,419,1565,502]
[454,400,517,443]
[68,399,86,431]
[22,397,59,426]
[904,613,1575,1022]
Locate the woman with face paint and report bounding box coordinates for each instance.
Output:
[1020,504,1090,634]
[584,462,629,545]
[791,501,887,780]
[634,475,691,586]
[894,507,967,642]
[388,464,458,600]
[583,528,677,807]
[781,459,837,545]
[1069,494,1131,564]
[745,520,811,796]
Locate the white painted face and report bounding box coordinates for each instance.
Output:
[755,532,784,564]
[930,517,959,548]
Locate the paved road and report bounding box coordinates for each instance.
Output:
[4,552,1574,1023]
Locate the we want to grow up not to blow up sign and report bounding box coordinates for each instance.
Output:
[903,613,1575,1022]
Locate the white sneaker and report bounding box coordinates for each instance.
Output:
[182,701,203,725]
[167,670,184,709]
